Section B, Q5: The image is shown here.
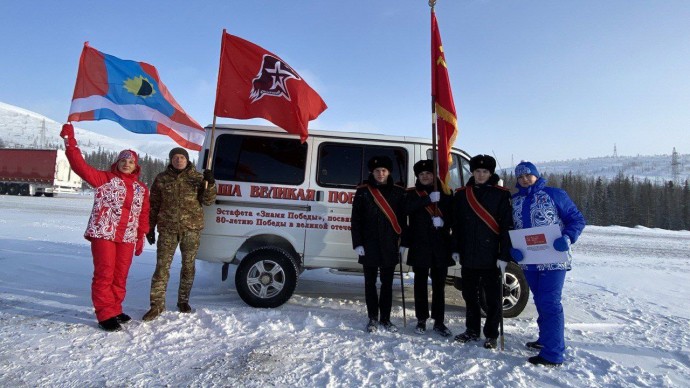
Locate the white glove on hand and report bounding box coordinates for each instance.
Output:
[432,217,444,228]
[354,246,365,256]
[452,253,460,264]
[429,191,441,203]
[399,246,407,255]
[497,260,508,274]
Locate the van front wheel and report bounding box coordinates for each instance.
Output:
[235,248,298,308]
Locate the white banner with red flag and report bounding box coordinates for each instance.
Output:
[214,31,327,142]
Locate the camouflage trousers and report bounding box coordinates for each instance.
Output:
[149,230,201,308]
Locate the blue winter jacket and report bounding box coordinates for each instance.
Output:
[512,178,586,271]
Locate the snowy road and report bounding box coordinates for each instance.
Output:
[1,194,689,387]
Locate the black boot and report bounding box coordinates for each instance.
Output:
[366,319,378,333]
[115,313,131,323]
[484,338,498,349]
[526,340,544,350]
[98,317,122,332]
[454,330,479,343]
[528,355,562,367]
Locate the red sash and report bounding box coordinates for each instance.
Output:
[367,185,402,235]
[466,186,500,235]
[416,190,442,217]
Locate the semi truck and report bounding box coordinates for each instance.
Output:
[0,148,82,197]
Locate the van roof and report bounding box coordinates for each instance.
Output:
[205,123,468,154]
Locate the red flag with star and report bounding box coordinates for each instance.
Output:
[214,31,327,142]
[431,11,458,194]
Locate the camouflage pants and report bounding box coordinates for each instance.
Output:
[149,230,201,307]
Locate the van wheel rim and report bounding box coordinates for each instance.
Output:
[246,259,285,299]
[502,273,521,309]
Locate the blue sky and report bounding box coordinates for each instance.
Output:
[2,1,689,169]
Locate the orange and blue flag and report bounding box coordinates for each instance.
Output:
[68,42,205,150]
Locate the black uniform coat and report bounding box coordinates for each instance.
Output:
[452,174,513,270]
[351,175,405,267]
[401,180,455,268]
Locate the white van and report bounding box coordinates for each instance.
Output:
[196,124,529,317]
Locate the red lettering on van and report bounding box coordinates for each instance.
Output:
[327,190,354,204]
[217,183,242,197]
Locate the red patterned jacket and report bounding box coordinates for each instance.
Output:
[66,145,150,244]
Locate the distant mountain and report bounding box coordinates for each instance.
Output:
[501,153,690,184]
[2,101,687,183]
[0,101,196,161]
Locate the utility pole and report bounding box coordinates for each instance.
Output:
[671,147,680,183]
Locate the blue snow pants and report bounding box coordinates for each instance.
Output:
[524,269,567,363]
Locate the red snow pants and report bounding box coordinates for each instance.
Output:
[90,238,135,322]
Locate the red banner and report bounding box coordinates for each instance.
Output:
[431,11,459,194]
[214,31,327,142]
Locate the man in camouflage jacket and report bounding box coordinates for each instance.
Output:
[142,147,217,321]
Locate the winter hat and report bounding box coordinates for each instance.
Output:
[515,161,540,178]
[367,155,393,172]
[116,149,138,165]
[169,147,189,161]
[469,154,496,174]
[413,159,434,177]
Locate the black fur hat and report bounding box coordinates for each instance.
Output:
[367,155,393,172]
[469,154,496,174]
[169,147,189,161]
[413,159,434,176]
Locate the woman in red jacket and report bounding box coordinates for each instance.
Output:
[61,123,150,332]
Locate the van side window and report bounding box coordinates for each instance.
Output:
[212,134,307,185]
[426,151,470,188]
[317,144,408,188]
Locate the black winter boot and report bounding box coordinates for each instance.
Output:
[454,330,480,343]
[98,317,122,332]
[177,302,192,313]
[366,319,378,333]
[484,338,498,349]
[415,320,426,335]
[528,355,562,367]
[526,340,544,350]
[115,313,131,323]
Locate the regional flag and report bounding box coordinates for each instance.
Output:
[214,31,327,142]
[68,42,205,150]
[431,11,458,194]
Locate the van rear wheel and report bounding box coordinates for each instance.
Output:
[477,262,529,318]
[235,248,298,308]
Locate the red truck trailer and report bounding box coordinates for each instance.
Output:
[0,148,82,197]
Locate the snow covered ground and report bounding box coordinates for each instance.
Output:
[1,194,689,387]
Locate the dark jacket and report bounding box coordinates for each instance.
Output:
[149,164,217,233]
[452,174,513,269]
[402,180,454,268]
[351,175,405,267]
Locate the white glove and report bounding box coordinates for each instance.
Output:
[432,217,444,228]
[354,246,365,256]
[452,252,460,264]
[429,191,441,203]
[399,246,407,255]
[497,260,508,274]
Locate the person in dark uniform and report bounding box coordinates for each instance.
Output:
[451,154,513,349]
[401,159,455,337]
[351,155,406,333]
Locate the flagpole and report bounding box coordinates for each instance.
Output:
[205,29,228,187]
[430,0,440,197]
